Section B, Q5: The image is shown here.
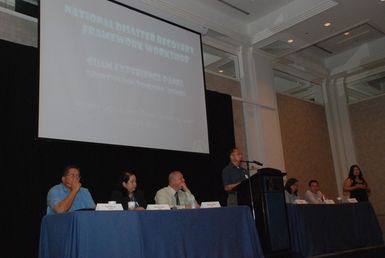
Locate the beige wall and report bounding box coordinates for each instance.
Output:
[349,94,385,234]
[205,72,248,159]
[205,72,241,98]
[276,94,338,199]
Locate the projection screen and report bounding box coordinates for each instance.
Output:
[39,0,209,153]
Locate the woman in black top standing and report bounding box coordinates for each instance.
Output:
[111,171,147,210]
[343,165,370,202]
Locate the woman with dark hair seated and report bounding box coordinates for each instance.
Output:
[111,171,147,210]
[343,165,370,202]
[284,178,299,204]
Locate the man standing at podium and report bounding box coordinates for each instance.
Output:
[222,148,248,206]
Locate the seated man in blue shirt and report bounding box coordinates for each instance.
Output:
[47,165,95,215]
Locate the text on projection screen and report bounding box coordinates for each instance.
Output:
[39,0,209,153]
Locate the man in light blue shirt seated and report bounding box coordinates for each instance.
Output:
[47,165,95,215]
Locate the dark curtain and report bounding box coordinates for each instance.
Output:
[1,39,236,257]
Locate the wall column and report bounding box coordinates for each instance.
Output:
[323,77,357,195]
[239,47,285,172]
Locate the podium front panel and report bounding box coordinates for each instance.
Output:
[236,169,291,256]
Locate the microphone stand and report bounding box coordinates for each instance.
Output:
[242,160,260,221]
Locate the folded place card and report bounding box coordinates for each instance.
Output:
[293,199,308,204]
[95,203,123,211]
[200,201,221,208]
[347,198,358,203]
[146,204,171,210]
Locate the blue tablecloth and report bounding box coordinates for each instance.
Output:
[287,202,384,257]
[39,206,263,258]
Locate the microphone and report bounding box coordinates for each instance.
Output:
[241,160,263,166]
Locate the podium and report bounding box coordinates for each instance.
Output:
[235,167,291,257]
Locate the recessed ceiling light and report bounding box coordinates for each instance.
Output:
[344,31,350,36]
[287,39,294,43]
[323,22,332,27]
[381,0,385,2]
[218,70,224,73]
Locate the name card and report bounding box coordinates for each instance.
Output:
[293,199,308,204]
[324,199,335,204]
[200,201,221,208]
[146,204,171,210]
[95,203,123,211]
[347,198,358,203]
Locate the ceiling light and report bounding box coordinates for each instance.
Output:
[323,22,332,27]
[287,39,294,43]
[381,0,385,2]
[218,70,224,73]
[343,31,350,36]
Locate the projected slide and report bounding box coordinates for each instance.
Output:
[39,0,209,153]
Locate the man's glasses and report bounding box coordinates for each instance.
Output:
[65,174,81,179]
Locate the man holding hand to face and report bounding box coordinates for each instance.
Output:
[155,171,199,208]
[47,165,95,215]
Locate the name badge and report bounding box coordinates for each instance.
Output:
[293,199,308,204]
[200,201,221,208]
[146,204,171,210]
[324,199,335,204]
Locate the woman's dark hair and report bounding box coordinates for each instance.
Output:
[116,171,135,194]
[348,165,364,180]
[285,178,298,195]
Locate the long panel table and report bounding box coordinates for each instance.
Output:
[39,206,263,258]
[287,202,384,257]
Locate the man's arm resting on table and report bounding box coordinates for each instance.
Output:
[52,189,78,214]
[183,190,200,208]
[50,181,82,214]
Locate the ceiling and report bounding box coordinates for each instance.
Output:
[346,71,385,103]
[193,0,295,23]
[197,0,385,103]
[202,44,239,79]
[120,0,339,44]
[5,0,385,65]
[255,0,385,57]
[273,71,324,104]
[152,0,385,103]
[125,0,385,66]
[3,0,385,102]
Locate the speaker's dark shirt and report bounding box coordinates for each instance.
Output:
[222,163,248,188]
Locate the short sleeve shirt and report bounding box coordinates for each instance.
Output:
[154,186,195,207]
[47,183,95,215]
[222,163,248,187]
